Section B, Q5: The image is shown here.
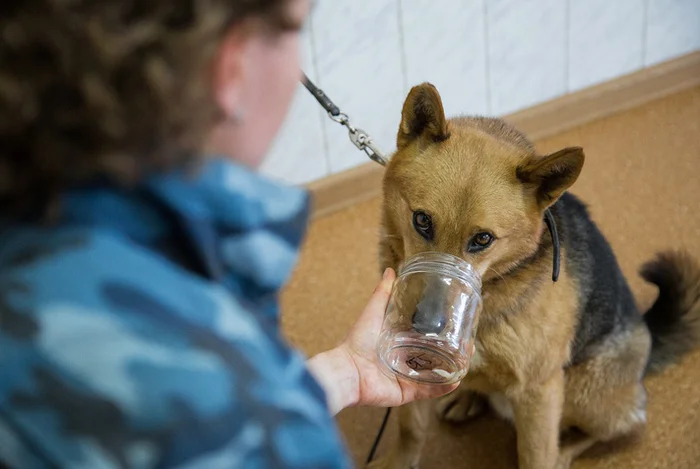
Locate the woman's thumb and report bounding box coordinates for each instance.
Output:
[375,268,395,299]
[360,268,396,322]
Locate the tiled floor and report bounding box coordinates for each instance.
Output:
[280,87,700,468]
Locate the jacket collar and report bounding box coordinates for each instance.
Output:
[61,159,310,312]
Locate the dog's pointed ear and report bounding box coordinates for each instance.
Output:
[517,147,585,208]
[397,83,450,150]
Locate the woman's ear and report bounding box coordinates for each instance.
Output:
[396,83,450,150]
[211,27,248,120]
[517,147,585,209]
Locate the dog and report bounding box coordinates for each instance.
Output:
[369,83,700,469]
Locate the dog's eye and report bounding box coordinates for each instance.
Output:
[467,232,494,252]
[412,211,434,241]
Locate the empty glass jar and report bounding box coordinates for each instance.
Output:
[377,252,482,385]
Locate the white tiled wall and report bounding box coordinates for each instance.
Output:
[487,0,568,115]
[568,0,646,91]
[261,0,700,185]
[646,0,700,66]
[400,0,489,117]
[312,0,406,174]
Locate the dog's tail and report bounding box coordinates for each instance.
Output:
[641,250,700,375]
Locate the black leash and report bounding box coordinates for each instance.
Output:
[366,407,392,464]
[300,73,561,464]
[301,73,388,166]
[302,73,392,463]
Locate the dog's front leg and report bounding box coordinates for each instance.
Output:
[367,400,432,469]
[510,370,565,469]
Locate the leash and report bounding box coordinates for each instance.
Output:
[366,407,392,464]
[300,72,560,464]
[301,72,392,464]
[301,73,389,167]
[301,73,392,463]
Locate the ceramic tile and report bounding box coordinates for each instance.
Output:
[645,0,700,66]
[311,0,405,173]
[569,0,645,91]
[399,0,489,117]
[260,29,328,185]
[487,0,567,115]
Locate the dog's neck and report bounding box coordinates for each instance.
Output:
[479,215,560,323]
[482,210,560,288]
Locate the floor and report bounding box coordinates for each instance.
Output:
[279,87,700,468]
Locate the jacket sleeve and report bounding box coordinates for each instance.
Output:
[0,244,351,469]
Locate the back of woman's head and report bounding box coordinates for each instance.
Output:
[0,0,293,219]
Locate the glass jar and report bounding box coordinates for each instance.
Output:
[377,252,482,385]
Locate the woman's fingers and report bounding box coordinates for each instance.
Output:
[366,268,395,315]
[344,268,396,347]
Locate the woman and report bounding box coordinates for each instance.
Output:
[0,1,457,467]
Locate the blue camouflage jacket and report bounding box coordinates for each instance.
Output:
[0,159,351,468]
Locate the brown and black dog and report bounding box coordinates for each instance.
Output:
[370,83,700,469]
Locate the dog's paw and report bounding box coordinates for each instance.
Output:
[436,390,486,424]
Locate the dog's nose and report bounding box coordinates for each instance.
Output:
[410,279,449,335]
[412,309,447,335]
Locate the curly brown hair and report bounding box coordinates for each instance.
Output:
[0,0,295,219]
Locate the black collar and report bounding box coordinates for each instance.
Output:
[544,209,561,282]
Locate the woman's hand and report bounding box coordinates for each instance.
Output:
[307,268,461,415]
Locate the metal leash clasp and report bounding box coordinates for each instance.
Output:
[330,112,388,166]
[303,72,389,167]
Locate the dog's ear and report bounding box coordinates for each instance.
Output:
[397,83,450,150]
[517,147,585,209]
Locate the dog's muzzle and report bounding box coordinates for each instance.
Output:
[411,279,449,335]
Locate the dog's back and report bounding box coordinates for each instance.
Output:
[553,191,700,371]
[552,193,641,364]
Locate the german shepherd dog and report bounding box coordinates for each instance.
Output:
[369,83,700,469]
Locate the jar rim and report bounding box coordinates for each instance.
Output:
[398,251,482,292]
